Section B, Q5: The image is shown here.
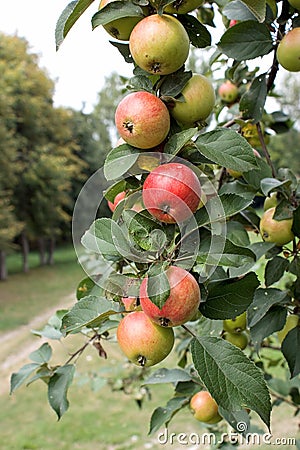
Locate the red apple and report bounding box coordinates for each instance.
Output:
[115,91,170,149]
[107,191,126,212]
[129,14,190,75]
[117,310,174,366]
[190,391,222,424]
[260,207,294,246]
[218,80,239,103]
[142,162,202,224]
[140,265,201,327]
[229,19,238,27]
[277,28,300,72]
[169,74,215,128]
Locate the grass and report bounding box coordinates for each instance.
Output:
[0,245,84,333]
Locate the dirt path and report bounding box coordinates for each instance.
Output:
[0,293,74,395]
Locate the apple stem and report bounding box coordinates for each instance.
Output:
[137,355,147,366]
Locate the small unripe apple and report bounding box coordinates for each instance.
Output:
[107,191,126,212]
[117,311,174,366]
[115,91,170,149]
[229,19,238,27]
[287,0,300,9]
[263,192,279,211]
[140,265,201,327]
[260,207,294,246]
[190,391,222,424]
[223,331,249,350]
[218,80,239,103]
[129,14,190,75]
[142,162,202,223]
[277,314,299,343]
[98,0,145,41]
[223,312,247,334]
[277,28,300,72]
[162,0,204,14]
[169,74,215,128]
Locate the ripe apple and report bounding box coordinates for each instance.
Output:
[162,0,204,14]
[223,331,249,350]
[218,80,239,103]
[190,391,222,424]
[140,265,201,327]
[277,314,299,343]
[229,19,238,27]
[260,207,294,246]
[117,310,174,366]
[121,296,140,311]
[115,91,170,149]
[98,0,145,41]
[287,0,300,9]
[223,312,247,334]
[263,192,279,211]
[142,162,202,223]
[277,28,300,72]
[107,191,126,212]
[129,14,190,75]
[169,74,215,128]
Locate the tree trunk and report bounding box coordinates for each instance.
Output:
[0,250,7,281]
[37,237,47,266]
[47,237,55,265]
[21,231,29,273]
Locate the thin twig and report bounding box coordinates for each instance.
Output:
[65,332,98,365]
[256,122,276,178]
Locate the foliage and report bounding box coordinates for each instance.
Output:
[11,0,300,447]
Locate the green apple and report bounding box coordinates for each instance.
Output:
[224,331,249,350]
[263,192,279,211]
[129,14,190,75]
[223,312,247,334]
[99,0,146,41]
[277,28,300,72]
[260,207,294,246]
[169,73,215,128]
[190,391,222,424]
[277,314,299,343]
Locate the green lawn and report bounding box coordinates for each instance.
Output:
[0,245,84,332]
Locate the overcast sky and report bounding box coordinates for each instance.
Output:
[0,0,133,111]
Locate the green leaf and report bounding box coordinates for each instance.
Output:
[240,74,267,122]
[104,144,139,181]
[146,265,170,309]
[164,128,197,156]
[241,0,266,22]
[195,129,257,173]
[265,257,290,287]
[160,70,192,98]
[243,157,273,192]
[191,336,271,431]
[282,326,300,378]
[29,343,52,364]
[55,0,94,50]
[61,295,121,334]
[223,0,257,21]
[81,218,123,261]
[148,397,189,435]
[219,180,257,203]
[196,236,256,268]
[218,21,273,61]
[31,310,68,340]
[144,368,192,385]
[91,1,145,29]
[225,221,251,247]
[76,277,103,301]
[247,288,289,327]
[109,41,133,63]
[178,14,211,48]
[260,177,291,197]
[250,305,287,347]
[126,75,154,93]
[10,363,40,394]
[48,365,75,420]
[200,272,259,320]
